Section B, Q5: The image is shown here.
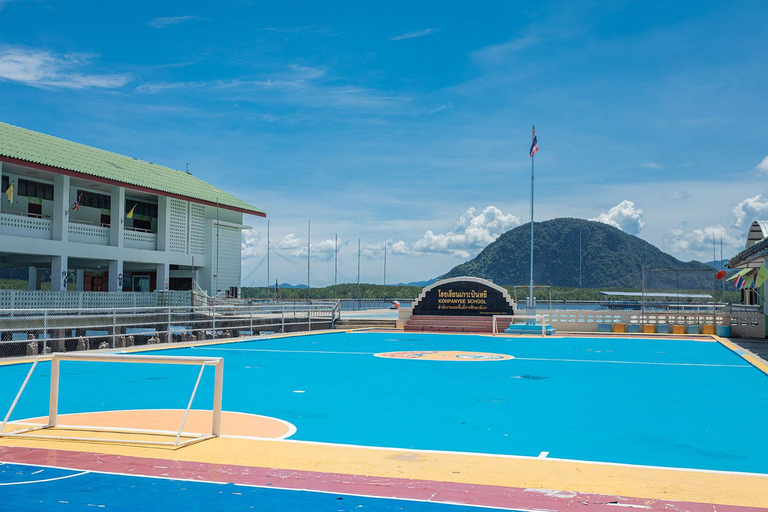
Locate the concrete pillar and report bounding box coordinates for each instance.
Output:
[156,196,171,252]
[76,269,85,291]
[108,259,123,292]
[156,263,170,291]
[109,186,125,247]
[51,255,68,291]
[52,174,70,242]
[28,267,41,291]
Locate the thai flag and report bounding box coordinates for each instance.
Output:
[72,193,82,212]
[529,127,539,157]
[734,275,746,289]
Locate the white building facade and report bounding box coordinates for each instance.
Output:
[0,122,265,297]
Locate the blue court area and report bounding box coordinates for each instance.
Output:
[1,332,767,474]
[0,462,497,511]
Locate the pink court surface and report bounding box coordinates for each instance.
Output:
[1,329,767,511]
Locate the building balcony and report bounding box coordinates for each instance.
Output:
[124,227,157,250]
[0,211,158,251]
[0,209,52,239]
[68,219,110,245]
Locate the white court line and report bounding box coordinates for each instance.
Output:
[0,461,516,511]
[538,451,549,458]
[193,347,375,355]
[191,347,747,367]
[0,469,90,486]
[513,357,750,368]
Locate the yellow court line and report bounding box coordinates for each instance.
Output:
[713,335,768,376]
[1,435,766,508]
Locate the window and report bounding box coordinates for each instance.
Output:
[18,178,54,201]
[1,175,8,192]
[77,190,111,210]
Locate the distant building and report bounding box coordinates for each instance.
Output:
[0,122,264,297]
[726,220,767,308]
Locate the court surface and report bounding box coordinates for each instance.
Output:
[1,330,767,510]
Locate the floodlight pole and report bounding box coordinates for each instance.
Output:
[334,234,338,299]
[528,124,535,323]
[267,219,270,299]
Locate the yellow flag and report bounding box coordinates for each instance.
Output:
[756,266,768,288]
[4,181,12,202]
[126,204,136,219]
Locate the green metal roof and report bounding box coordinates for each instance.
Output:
[0,121,265,216]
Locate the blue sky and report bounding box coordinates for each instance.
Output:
[1,0,767,286]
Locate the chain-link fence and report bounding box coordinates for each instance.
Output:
[0,301,341,359]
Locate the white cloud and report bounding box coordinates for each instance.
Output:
[409,206,521,259]
[591,200,645,234]
[148,16,203,29]
[389,28,440,41]
[665,224,739,256]
[241,230,262,259]
[0,45,129,89]
[755,156,768,175]
[640,162,662,169]
[274,234,348,261]
[731,194,768,228]
[664,190,689,200]
[276,233,303,251]
[471,35,539,66]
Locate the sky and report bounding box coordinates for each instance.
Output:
[1,0,767,287]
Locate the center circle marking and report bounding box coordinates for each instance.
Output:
[374,350,513,361]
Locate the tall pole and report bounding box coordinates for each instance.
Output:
[713,233,716,321]
[267,219,270,299]
[215,197,219,297]
[720,236,724,302]
[307,220,311,301]
[528,124,535,318]
[357,239,361,309]
[579,230,583,302]
[334,234,338,299]
[383,244,387,287]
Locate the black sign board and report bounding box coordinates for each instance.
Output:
[412,278,514,316]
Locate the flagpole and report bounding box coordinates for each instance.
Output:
[528,124,535,323]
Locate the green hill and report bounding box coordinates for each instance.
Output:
[442,218,717,290]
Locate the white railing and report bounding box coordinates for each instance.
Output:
[540,309,764,337]
[123,228,157,250]
[0,211,52,239]
[0,301,342,358]
[68,222,110,245]
[0,290,192,310]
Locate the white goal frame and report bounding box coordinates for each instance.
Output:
[0,353,223,448]
[492,314,549,336]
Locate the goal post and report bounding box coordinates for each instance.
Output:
[1,353,224,448]
[492,314,548,335]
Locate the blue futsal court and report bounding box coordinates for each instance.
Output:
[0,462,502,511]
[1,331,767,475]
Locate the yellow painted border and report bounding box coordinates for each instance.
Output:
[713,335,768,377]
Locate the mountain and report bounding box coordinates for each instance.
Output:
[442,218,717,290]
[393,278,439,287]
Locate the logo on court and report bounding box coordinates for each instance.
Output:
[374,351,513,361]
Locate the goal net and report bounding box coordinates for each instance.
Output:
[0,353,223,448]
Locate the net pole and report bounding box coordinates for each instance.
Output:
[174,363,207,447]
[212,359,223,436]
[49,356,60,427]
[1,358,39,433]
